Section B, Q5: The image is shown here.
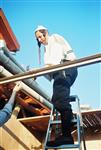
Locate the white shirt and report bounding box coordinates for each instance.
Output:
[44,34,76,65]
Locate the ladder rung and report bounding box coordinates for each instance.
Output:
[45,143,80,149]
[50,118,77,125]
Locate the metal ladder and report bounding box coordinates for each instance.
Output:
[44,95,87,150]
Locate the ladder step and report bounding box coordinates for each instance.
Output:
[45,143,80,149]
[50,118,77,125]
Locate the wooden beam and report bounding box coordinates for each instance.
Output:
[0,117,41,149]
[18,115,50,123]
[0,8,20,51]
[22,90,51,112]
[16,96,48,116]
[18,115,50,132]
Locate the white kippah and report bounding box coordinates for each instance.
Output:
[34,25,47,33]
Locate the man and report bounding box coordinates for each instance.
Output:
[34,25,78,146]
[0,82,22,127]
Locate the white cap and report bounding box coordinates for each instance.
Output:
[34,25,47,33]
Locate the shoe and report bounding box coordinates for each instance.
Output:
[46,135,74,147]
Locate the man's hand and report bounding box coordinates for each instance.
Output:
[44,64,54,68]
[13,81,22,92]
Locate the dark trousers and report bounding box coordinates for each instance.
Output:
[51,67,78,136]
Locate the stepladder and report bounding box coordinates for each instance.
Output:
[44,95,87,150]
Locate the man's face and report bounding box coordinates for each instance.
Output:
[35,31,47,45]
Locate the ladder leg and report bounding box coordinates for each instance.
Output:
[76,95,87,150]
[81,126,86,150]
[44,106,54,150]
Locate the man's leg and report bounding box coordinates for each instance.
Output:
[47,76,73,146]
[61,109,73,137]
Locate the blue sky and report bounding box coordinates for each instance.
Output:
[0,0,100,109]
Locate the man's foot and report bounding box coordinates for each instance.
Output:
[46,135,74,147]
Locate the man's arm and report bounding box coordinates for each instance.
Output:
[0,82,22,127]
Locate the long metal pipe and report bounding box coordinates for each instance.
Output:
[0,40,25,71]
[0,53,101,84]
[3,47,25,72]
[0,66,52,109]
[0,49,51,100]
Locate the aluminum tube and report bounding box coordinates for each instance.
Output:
[3,48,25,72]
[0,50,24,73]
[0,53,100,84]
[0,39,25,71]
[0,66,52,109]
[0,49,51,100]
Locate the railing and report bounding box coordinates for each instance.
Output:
[0,53,101,84]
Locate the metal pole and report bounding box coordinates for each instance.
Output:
[0,53,101,84]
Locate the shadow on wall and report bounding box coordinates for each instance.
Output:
[0,146,5,150]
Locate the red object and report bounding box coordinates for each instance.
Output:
[0,8,20,51]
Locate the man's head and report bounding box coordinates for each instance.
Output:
[34,25,48,46]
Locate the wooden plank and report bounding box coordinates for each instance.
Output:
[0,8,20,51]
[18,115,50,132]
[18,115,50,123]
[16,96,43,115]
[0,116,41,150]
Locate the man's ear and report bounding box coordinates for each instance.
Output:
[45,30,48,37]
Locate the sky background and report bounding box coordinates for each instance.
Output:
[0,0,100,109]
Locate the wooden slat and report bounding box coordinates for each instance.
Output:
[22,90,51,112]
[18,115,50,123]
[0,116,41,150]
[18,115,50,132]
[82,110,101,128]
[16,96,44,116]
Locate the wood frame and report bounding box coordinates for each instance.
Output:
[0,8,20,51]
